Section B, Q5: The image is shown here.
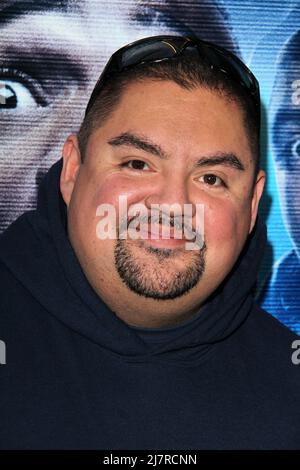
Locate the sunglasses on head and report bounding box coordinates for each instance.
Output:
[84,35,260,124]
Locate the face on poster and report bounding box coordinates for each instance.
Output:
[258,27,300,335]
[0,0,237,230]
[271,30,300,257]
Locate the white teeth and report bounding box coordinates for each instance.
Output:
[124,215,196,241]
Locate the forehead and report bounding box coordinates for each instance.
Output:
[271,59,300,135]
[0,1,193,76]
[112,79,244,123]
[0,1,187,36]
[0,1,192,95]
[0,0,236,49]
[94,80,252,162]
[0,0,192,30]
[0,1,238,113]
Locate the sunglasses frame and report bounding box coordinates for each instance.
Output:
[84,35,260,126]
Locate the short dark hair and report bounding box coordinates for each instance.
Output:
[77,51,260,179]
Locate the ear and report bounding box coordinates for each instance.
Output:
[60,134,81,207]
[249,169,266,234]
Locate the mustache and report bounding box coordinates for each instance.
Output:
[118,212,202,243]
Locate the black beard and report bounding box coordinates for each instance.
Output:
[114,238,206,300]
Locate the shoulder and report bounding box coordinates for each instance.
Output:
[232,304,300,441]
[235,303,300,383]
[0,257,40,331]
[242,302,299,352]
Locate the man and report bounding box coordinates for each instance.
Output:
[0,0,238,232]
[259,29,300,335]
[0,35,299,450]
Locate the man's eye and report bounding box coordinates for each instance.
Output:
[121,160,150,171]
[0,68,47,111]
[199,174,225,187]
[0,80,35,110]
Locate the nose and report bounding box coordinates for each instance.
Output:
[144,172,196,219]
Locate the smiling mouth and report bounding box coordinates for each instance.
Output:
[126,224,196,248]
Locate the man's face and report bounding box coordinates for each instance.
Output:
[61,79,265,328]
[271,60,300,257]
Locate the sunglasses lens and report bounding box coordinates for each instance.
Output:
[197,43,255,92]
[224,56,254,90]
[120,38,187,69]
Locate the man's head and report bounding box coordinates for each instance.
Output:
[60,35,265,328]
[77,36,260,180]
[270,29,300,258]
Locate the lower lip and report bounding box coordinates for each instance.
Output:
[126,227,194,248]
[139,231,188,248]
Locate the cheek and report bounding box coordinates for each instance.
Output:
[77,174,147,246]
[89,174,143,209]
[203,198,251,254]
[205,204,238,245]
[202,203,245,280]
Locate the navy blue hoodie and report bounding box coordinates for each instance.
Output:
[0,158,299,450]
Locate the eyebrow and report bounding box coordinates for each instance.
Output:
[0,1,88,83]
[0,0,76,26]
[108,132,169,160]
[128,4,193,37]
[108,132,246,171]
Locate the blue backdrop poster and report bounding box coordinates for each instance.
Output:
[0,0,299,333]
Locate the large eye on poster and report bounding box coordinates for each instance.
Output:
[0,0,300,454]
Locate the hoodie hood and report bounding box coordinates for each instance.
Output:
[0,158,267,366]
